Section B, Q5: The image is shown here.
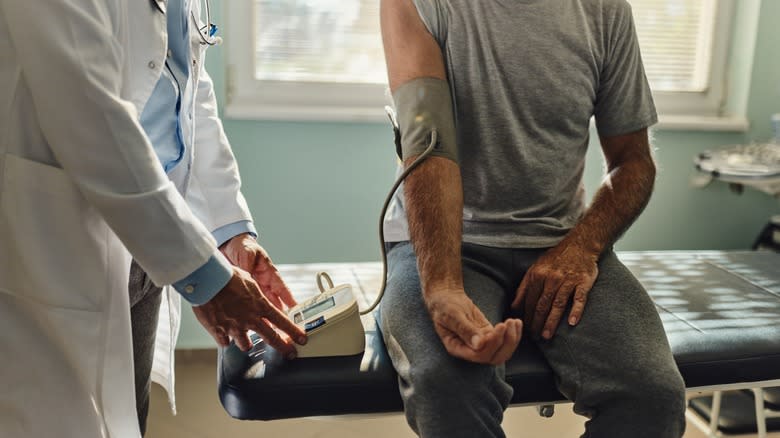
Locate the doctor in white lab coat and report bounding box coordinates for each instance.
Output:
[0,0,306,436]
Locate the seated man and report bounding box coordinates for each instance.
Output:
[379,0,686,437]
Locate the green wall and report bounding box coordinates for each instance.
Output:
[177,0,779,349]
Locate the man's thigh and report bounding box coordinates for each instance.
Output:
[378,241,520,379]
[379,241,516,340]
[377,241,517,435]
[534,250,682,413]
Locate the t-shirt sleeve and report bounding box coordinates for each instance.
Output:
[594,2,658,137]
[412,0,448,47]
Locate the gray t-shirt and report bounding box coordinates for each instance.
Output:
[384,0,657,248]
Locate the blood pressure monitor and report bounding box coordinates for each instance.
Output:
[286,274,365,358]
[271,130,439,360]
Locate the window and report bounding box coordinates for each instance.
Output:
[631,0,734,119]
[225,0,735,122]
[225,0,387,121]
[253,0,385,85]
[634,0,716,92]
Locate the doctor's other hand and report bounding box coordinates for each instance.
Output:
[220,233,297,311]
[192,266,307,357]
[424,289,522,365]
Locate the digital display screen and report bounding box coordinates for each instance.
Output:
[302,297,335,320]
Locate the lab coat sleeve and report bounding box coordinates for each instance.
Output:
[1,0,221,286]
[188,66,255,235]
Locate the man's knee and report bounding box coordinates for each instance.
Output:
[620,370,687,437]
[409,358,512,407]
[411,360,465,396]
[640,370,686,419]
[602,366,686,426]
[581,371,686,438]
[400,358,512,438]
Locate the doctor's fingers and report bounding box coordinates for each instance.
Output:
[254,298,307,346]
[252,260,298,309]
[237,247,260,275]
[254,270,297,310]
[192,307,230,347]
[260,286,285,310]
[228,327,254,352]
[219,315,297,355]
[271,280,298,309]
[228,268,304,342]
[252,319,297,359]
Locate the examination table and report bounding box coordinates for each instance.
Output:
[218,251,780,436]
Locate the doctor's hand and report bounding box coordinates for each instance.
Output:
[511,243,598,341]
[192,267,307,357]
[425,289,522,365]
[220,233,297,311]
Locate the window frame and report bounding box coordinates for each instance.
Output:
[224,0,738,125]
[647,0,735,118]
[224,0,389,122]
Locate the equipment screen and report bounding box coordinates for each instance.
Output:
[302,297,336,320]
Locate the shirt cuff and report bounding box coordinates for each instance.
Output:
[212,220,258,247]
[173,251,233,305]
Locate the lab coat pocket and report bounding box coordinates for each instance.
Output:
[0,154,109,311]
[0,291,107,438]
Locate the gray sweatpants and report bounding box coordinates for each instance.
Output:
[129,260,163,436]
[379,242,686,438]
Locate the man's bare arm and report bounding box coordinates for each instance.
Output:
[512,128,656,339]
[568,129,656,257]
[381,0,460,293]
[382,0,521,364]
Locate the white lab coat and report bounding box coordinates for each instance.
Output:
[0,0,252,436]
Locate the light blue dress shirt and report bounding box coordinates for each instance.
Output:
[139,0,255,305]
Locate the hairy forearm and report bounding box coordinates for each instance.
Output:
[404,156,464,293]
[562,153,656,258]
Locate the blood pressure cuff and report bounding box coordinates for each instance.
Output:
[392,77,459,164]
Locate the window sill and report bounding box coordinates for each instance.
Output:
[224,94,390,123]
[655,115,749,132]
[226,99,750,133]
[224,101,389,123]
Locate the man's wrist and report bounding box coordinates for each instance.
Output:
[421,279,465,298]
[559,231,603,262]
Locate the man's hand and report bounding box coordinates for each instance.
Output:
[192,267,307,357]
[426,289,522,365]
[511,244,598,340]
[510,130,655,341]
[220,233,297,311]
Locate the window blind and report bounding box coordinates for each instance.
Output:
[630,0,715,92]
[253,0,716,92]
[254,0,386,84]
